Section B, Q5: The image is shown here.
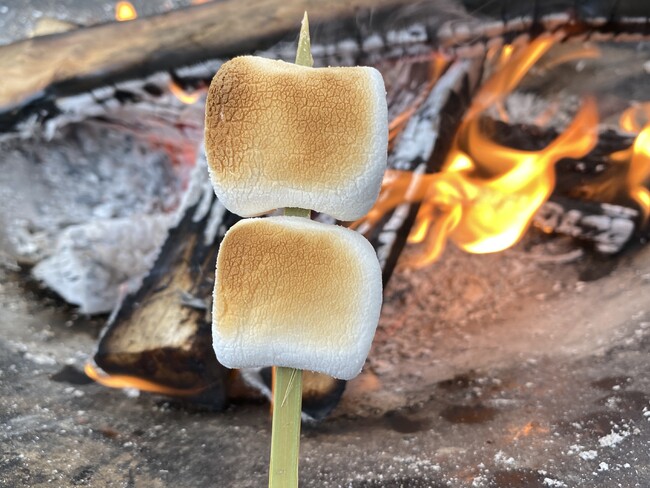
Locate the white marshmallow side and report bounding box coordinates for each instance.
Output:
[212,217,383,380]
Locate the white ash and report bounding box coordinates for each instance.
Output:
[32,214,173,314]
[578,450,598,460]
[598,426,634,448]
[0,121,182,264]
[542,478,567,487]
[23,352,57,366]
[493,450,516,466]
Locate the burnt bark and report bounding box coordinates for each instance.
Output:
[535,196,638,254]
[2,0,648,134]
[94,175,239,409]
[0,0,452,120]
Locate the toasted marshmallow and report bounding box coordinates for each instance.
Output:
[212,217,382,380]
[205,56,388,220]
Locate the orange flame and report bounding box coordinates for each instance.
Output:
[618,103,650,219]
[115,1,137,21]
[355,34,600,267]
[84,363,206,396]
[510,421,550,440]
[169,80,202,105]
[628,125,650,220]
[619,102,650,133]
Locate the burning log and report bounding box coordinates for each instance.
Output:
[0,0,457,131]
[93,163,238,409]
[474,118,643,253]
[535,196,637,254]
[364,57,484,284]
[2,0,648,135]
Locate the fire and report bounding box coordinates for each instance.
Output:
[115,1,137,22]
[355,34,599,267]
[619,102,650,133]
[618,103,650,219]
[628,125,650,219]
[169,80,202,105]
[84,363,206,396]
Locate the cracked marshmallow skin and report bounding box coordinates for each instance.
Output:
[212,217,383,380]
[204,56,388,221]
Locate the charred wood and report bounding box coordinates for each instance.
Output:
[2,0,648,134]
[94,164,238,409]
[0,0,459,127]
[534,196,638,254]
[365,58,483,286]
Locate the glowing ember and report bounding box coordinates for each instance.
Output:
[84,363,206,396]
[510,421,550,440]
[115,1,137,22]
[169,80,202,105]
[355,34,599,267]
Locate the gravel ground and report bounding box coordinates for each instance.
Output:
[2,235,650,487]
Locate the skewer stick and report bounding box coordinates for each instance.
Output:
[268,12,312,488]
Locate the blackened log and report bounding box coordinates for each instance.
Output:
[534,196,638,254]
[94,166,239,409]
[2,0,649,134]
[0,0,457,119]
[365,57,485,286]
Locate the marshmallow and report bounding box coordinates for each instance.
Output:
[212,216,382,380]
[205,56,388,220]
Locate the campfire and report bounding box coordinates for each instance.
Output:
[2,1,650,487]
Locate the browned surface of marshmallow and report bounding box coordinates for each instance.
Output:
[216,220,362,345]
[213,217,383,379]
[205,56,383,196]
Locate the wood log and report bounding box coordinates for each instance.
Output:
[366,57,484,285]
[0,0,453,116]
[94,163,239,409]
[534,196,638,254]
[2,0,648,134]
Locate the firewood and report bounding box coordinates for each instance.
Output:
[2,0,648,135]
[94,166,239,409]
[365,57,484,285]
[0,0,449,120]
[534,196,638,254]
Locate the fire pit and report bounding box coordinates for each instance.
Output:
[1,1,649,487]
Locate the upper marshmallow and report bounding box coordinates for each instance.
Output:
[205,56,388,220]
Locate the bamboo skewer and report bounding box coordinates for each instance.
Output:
[268,13,313,488]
